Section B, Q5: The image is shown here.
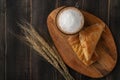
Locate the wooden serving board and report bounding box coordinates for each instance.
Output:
[47,6,117,78]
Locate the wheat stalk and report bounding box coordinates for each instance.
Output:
[19,22,75,80]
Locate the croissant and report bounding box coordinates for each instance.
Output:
[68,23,105,66]
[79,23,105,61]
[68,34,99,66]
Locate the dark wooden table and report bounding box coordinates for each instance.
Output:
[0,0,120,80]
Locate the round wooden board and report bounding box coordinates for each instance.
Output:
[47,6,117,78]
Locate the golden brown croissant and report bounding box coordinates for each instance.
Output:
[79,23,105,61]
[68,34,99,66]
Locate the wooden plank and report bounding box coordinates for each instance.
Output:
[55,0,85,80]
[106,0,120,80]
[31,0,65,80]
[78,0,99,80]
[6,0,31,80]
[0,0,6,80]
[78,0,110,80]
[66,0,84,80]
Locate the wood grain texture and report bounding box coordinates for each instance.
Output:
[0,0,6,80]
[107,0,120,80]
[0,0,120,80]
[31,0,64,80]
[6,0,31,80]
[80,1,113,80]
